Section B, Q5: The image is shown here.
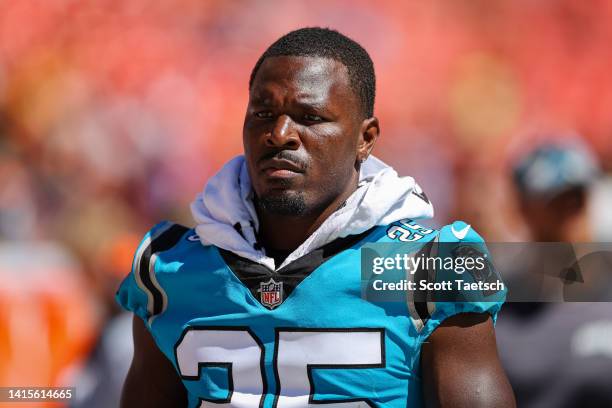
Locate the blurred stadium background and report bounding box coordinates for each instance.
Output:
[0,1,611,407]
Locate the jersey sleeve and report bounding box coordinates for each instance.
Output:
[414,220,506,342]
[115,221,189,325]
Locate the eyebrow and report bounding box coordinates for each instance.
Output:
[250,91,330,111]
[294,99,329,113]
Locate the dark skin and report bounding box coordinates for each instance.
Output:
[518,187,587,241]
[243,56,378,251]
[121,56,515,407]
[121,316,188,407]
[422,314,516,407]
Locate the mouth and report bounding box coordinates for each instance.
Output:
[264,168,301,178]
[260,158,305,178]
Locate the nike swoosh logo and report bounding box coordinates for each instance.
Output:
[451,224,471,240]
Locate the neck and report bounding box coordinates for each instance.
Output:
[257,179,358,252]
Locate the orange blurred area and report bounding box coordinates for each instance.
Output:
[0,0,611,402]
[0,243,98,408]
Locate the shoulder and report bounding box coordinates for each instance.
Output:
[377,219,503,332]
[131,221,197,279]
[116,221,194,324]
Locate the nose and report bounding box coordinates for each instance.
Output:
[265,114,300,149]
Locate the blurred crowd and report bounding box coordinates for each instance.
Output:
[0,1,611,407]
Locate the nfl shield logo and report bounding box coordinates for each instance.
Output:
[259,278,284,309]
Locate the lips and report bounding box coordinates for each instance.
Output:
[260,158,305,177]
[264,168,301,178]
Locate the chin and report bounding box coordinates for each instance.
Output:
[257,190,307,216]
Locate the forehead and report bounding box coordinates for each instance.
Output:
[250,56,356,110]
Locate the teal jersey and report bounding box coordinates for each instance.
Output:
[117,219,505,407]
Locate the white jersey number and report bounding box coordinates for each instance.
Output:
[175,328,384,407]
[387,219,433,242]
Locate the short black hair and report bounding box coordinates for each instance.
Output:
[249,27,376,118]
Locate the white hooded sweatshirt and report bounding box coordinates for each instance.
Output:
[190,155,434,270]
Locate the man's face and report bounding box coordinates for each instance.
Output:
[243,56,368,216]
[519,187,588,241]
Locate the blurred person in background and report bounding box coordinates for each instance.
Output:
[495,137,612,408]
[512,138,598,242]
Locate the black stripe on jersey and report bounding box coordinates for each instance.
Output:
[139,224,189,316]
[219,227,377,309]
[413,240,435,323]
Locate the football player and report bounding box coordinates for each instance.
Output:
[117,27,515,407]
[496,139,610,407]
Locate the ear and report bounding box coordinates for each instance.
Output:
[356,117,380,164]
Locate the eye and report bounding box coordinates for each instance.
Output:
[304,113,323,122]
[255,111,273,119]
